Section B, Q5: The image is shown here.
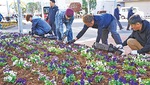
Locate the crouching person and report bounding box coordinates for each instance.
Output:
[122,14,150,55]
[26,14,51,37]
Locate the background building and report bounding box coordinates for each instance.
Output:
[117,0,150,18]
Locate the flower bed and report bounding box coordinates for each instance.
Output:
[0,22,17,29]
[0,32,150,85]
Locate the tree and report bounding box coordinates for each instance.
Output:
[9,1,26,14]
[26,2,38,14]
[89,0,97,11]
[82,0,88,14]
[82,0,97,14]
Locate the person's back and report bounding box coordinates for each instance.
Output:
[93,13,114,29]
[32,17,51,36]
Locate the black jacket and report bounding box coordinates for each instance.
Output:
[122,20,150,54]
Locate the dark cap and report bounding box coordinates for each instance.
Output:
[50,0,55,3]
[65,8,74,17]
[117,4,121,6]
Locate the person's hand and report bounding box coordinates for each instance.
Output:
[116,44,123,49]
[131,50,138,55]
[67,39,76,44]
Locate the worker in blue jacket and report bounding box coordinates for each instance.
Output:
[114,4,123,30]
[68,13,123,48]
[46,0,58,36]
[26,14,51,37]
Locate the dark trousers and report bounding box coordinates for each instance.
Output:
[49,22,57,36]
[116,19,123,30]
[126,23,130,30]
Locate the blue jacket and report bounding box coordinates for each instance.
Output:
[122,20,150,54]
[127,7,134,20]
[55,10,74,36]
[47,5,58,24]
[76,13,114,42]
[0,13,4,21]
[114,7,120,20]
[32,17,51,36]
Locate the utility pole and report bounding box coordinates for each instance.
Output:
[17,0,23,33]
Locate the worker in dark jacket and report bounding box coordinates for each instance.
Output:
[126,7,134,30]
[114,4,123,30]
[26,14,51,37]
[122,14,150,55]
[68,13,123,48]
[46,0,58,36]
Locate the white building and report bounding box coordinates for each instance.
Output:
[92,0,116,15]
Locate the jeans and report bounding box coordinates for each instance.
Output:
[101,19,122,44]
[56,27,73,41]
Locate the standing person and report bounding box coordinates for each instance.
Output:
[114,4,123,30]
[55,8,74,41]
[122,14,150,55]
[26,14,51,37]
[126,7,134,30]
[0,13,4,22]
[46,0,58,36]
[67,13,123,48]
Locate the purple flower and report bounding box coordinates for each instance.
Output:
[112,57,117,61]
[129,79,138,85]
[130,62,135,66]
[80,79,85,85]
[126,70,133,74]
[74,82,78,85]
[15,78,26,85]
[66,70,72,77]
[119,76,126,84]
[113,73,119,80]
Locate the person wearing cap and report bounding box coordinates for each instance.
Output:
[55,8,74,41]
[67,13,123,49]
[122,14,150,55]
[114,4,123,30]
[26,14,51,37]
[46,0,58,36]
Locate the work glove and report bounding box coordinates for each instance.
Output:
[131,50,138,55]
[67,39,76,44]
[116,44,123,49]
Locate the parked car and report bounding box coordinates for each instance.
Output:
[120,7,144,19]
